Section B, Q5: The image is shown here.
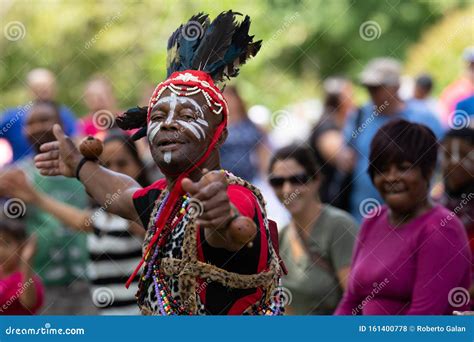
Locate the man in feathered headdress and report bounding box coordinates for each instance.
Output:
[35,11,284,315]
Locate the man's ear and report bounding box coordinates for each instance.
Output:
[216,128,228,148]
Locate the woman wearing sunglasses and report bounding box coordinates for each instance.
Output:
[269,145,358,314]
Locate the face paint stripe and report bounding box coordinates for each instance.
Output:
[148,122,162,143]
[164,94,177,125]
[190,121,206,138]
[177,120,202,140]
[164,151,172,164]
[147,121,157,135]
[196,118,209,127]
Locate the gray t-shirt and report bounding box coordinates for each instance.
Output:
[279,205,358,315]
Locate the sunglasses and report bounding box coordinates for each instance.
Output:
[268,173,310,188]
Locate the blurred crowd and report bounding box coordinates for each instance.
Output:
[0,46,473,316]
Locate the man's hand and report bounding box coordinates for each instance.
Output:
[34,124,82,177]
[181,169,232,231]
[181,169,257,251]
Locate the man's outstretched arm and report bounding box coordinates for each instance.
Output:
[34,124,142,223]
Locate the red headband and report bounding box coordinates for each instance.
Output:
[147,70,228,122]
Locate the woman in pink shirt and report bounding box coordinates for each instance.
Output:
[336,119,471,315]
[0,214,44,315]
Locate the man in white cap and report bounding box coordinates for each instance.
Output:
[336,57,443,223]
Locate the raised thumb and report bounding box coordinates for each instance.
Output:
[52,124,66,143]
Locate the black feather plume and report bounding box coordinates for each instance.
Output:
[166,13,211,76]
[167,10,261,83]
[191,11,235,72]
[116,106,148,130]
[178,13,209,71]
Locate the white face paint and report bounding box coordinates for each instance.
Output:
[147,122,162,145]
[147,93,210,146]
[164,93,178,125]
[164,151,172,164]
[176,120,204,140]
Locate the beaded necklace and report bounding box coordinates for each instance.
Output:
[143,192,191,278]
[152,268,191,315]
[138,189,198,314]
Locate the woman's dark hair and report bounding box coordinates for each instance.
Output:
[104,129,151,187]
[0,212,27,242]
[368,119,438,182]
[269,144,321,179]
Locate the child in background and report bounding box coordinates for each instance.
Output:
[0,214,44,315]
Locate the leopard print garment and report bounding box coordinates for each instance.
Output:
[136,172,282,315]
[141,215,207,315]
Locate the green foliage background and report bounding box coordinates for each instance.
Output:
[0,0,472,116]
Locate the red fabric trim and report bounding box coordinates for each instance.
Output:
[132,178,167,199]
[227,185,256,217]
